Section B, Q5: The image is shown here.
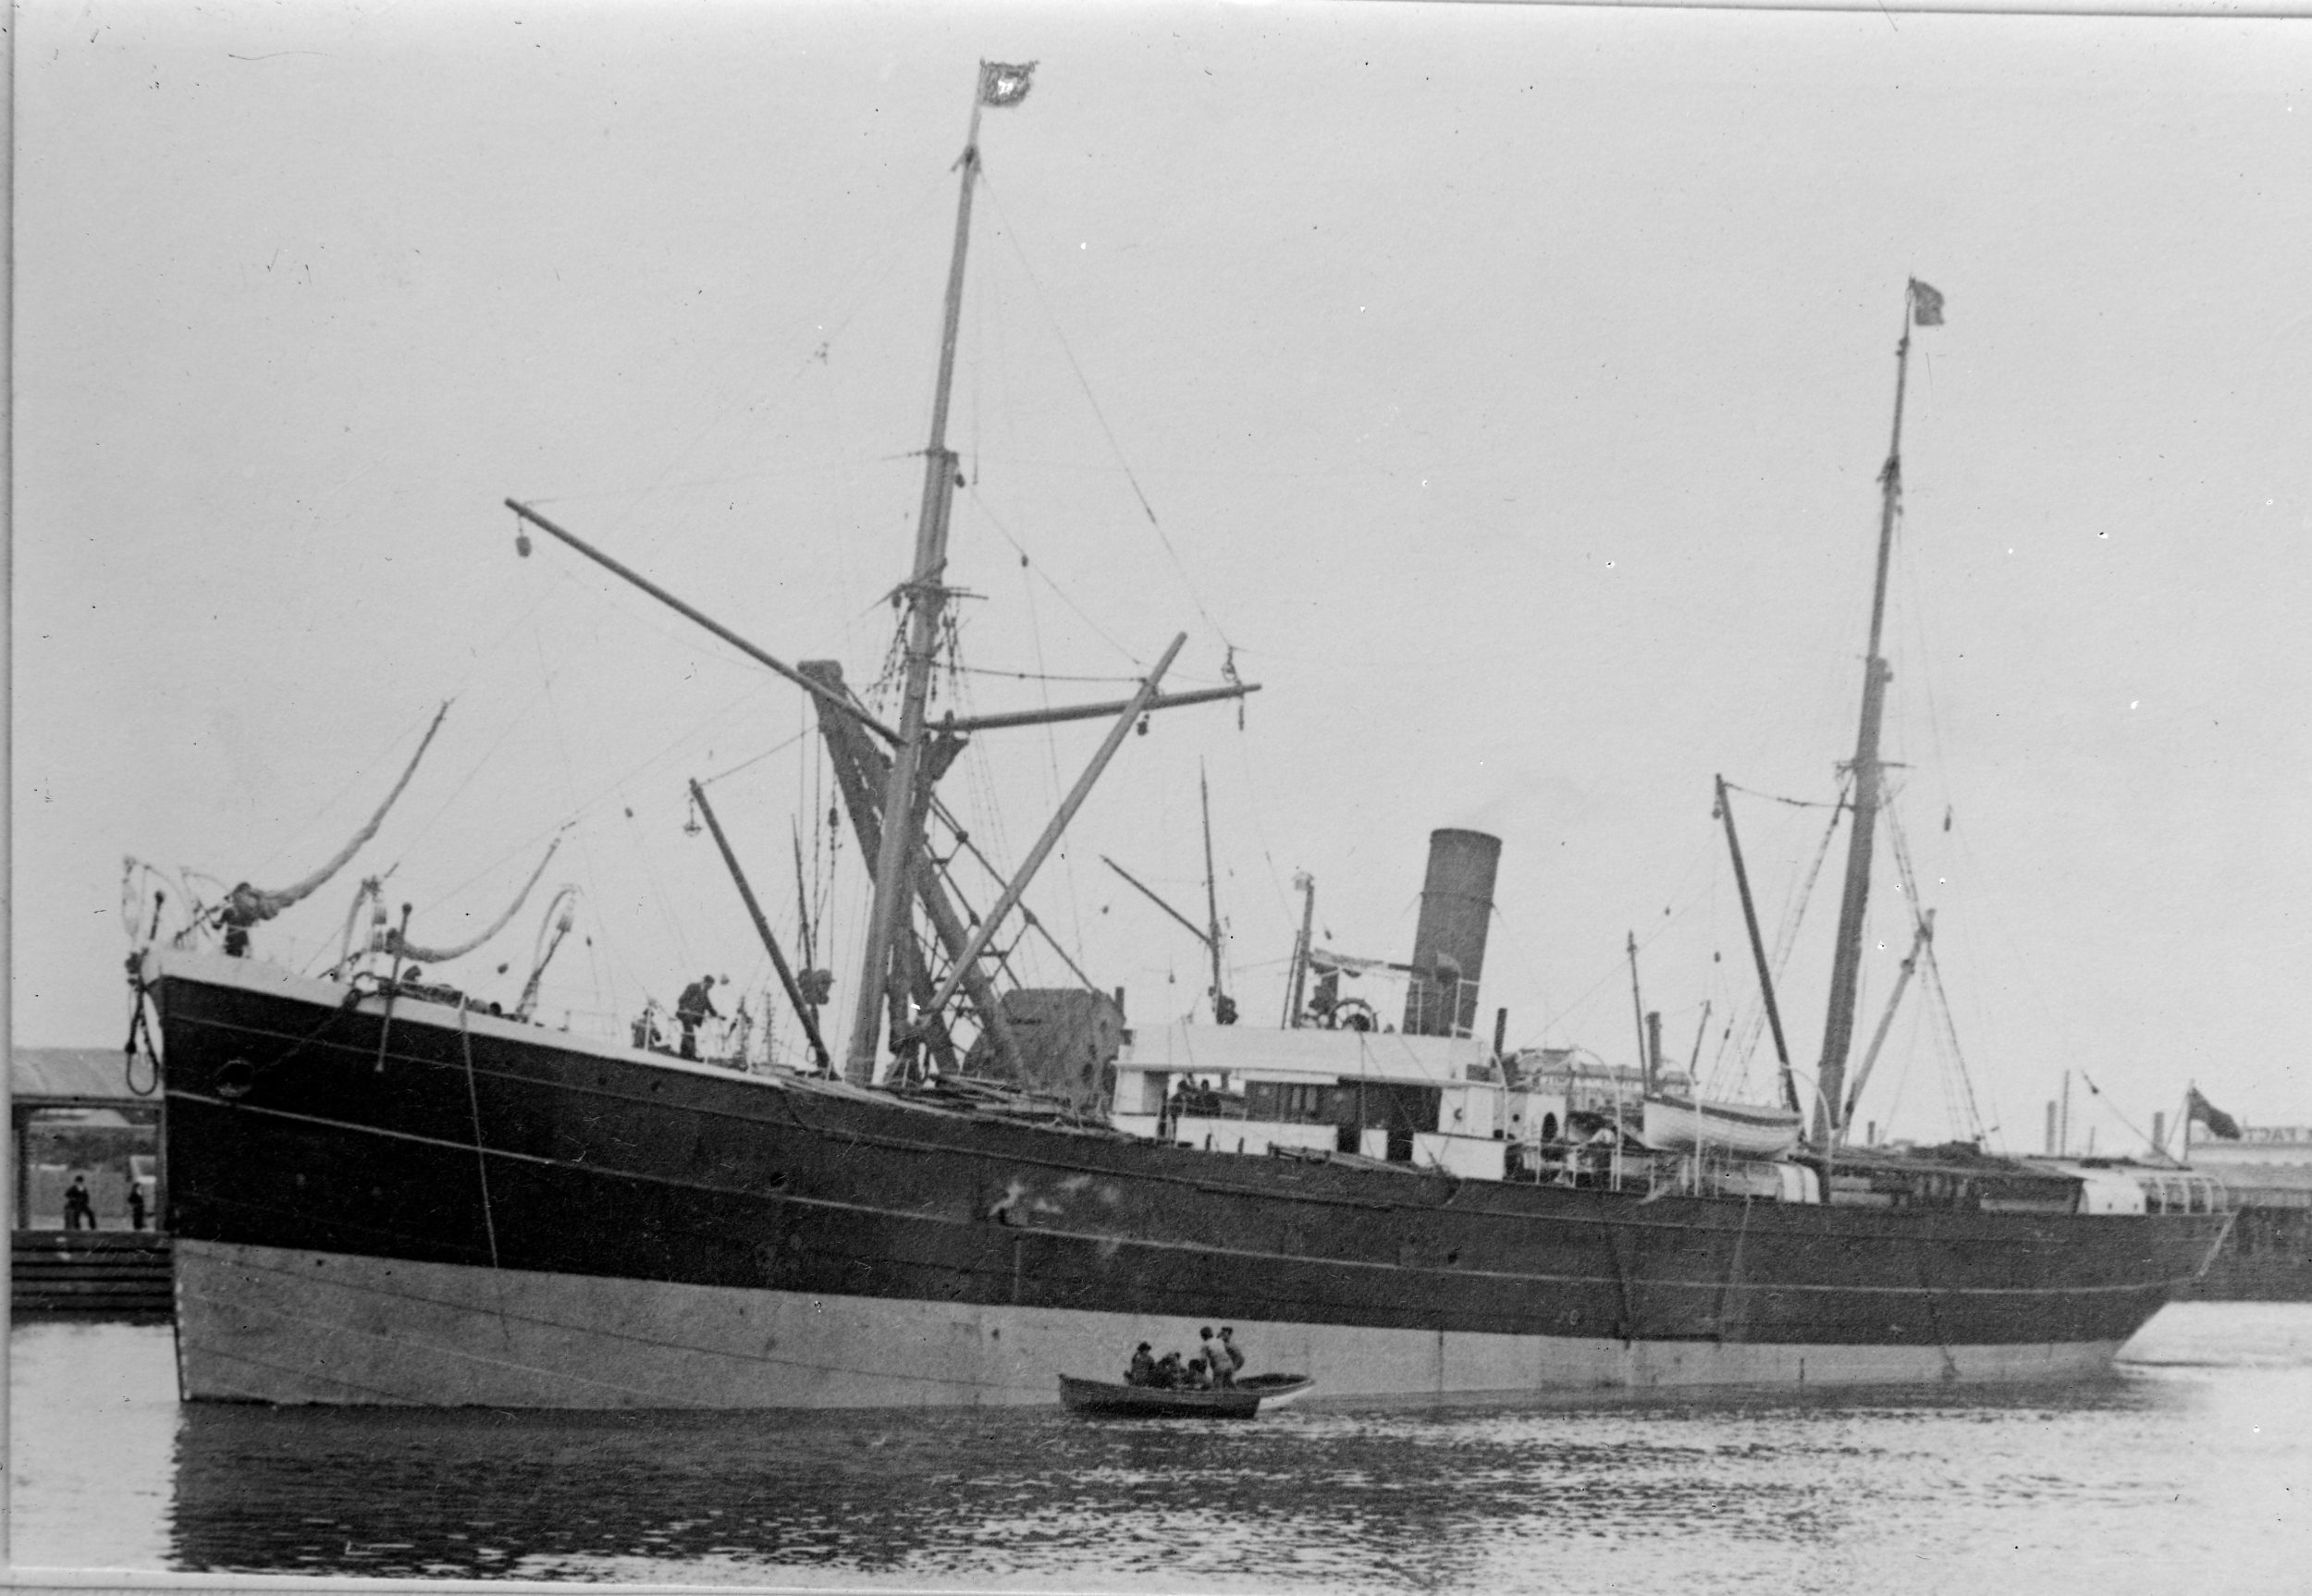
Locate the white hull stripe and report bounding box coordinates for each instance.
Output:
[175,1240,2131,1409]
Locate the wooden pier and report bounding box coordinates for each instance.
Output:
[12,1231,173,1320]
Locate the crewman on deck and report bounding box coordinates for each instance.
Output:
[676,975,720,1060]
[631,1002,665,1052]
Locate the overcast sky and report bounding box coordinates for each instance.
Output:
[14,1,2309,1154]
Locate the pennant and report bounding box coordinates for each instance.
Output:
[979,60,1037,108]
[1909,278,1946,327]
[2187,1087,2242,1140]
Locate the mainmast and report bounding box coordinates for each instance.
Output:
[845,61,1037,1083]
[1813,278,1942,1144]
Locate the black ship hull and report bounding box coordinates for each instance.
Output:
[150,952,2231,1407]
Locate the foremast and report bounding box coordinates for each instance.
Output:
[505,63,1256,1079]
[846,62,1037,1083]
[1813,278,1942,1144]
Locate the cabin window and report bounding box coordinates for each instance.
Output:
[1244,1081,1336,1123]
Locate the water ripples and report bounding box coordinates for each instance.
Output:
[11,1304,2311,1592]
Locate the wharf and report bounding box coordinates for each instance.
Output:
[11,1231,173,1320]
[2178,1129,2312,1301]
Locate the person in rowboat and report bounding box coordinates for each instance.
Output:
[1218,1326,1247,1385]
[1198,1326,1238,1388]
[1125,1342,1157,1387]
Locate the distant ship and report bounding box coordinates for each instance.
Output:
[133,66,2230,1407]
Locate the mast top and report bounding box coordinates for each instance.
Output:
[966,59,1038,154]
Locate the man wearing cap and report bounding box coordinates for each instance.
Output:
[675,974,720,1060]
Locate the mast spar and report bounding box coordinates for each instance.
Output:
[1813,278,1942,1144]
[1716,774,1801,1115]
[844,63,1035,1083]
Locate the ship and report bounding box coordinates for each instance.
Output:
[130,65,2232,1408]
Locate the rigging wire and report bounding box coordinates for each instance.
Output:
[387,552,778,873]
[1224,733,1297,1017]
[1009,499,1086,966]
[242,706,437,885]
[975,170,1237,655]
[2074,1071,2162,1158]
[1717,780,1843,811]
[1885,797,1988,1144]
[695,729,812,792]
[527,639,659,1016]
[953,663,1147,685]
[967,490,1141,666]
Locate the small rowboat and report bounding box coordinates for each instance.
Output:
[1058,1371,1314,1418]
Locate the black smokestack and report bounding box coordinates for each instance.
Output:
[1401,829,1502,1037]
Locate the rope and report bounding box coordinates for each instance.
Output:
[1720,779,1845,811]
[954,664,1147,685]
[2078,1070,2160,1156]
[976,172,1236,653]
[695,728,809,791]
[122,986,162,1099]
[1885,800,1986,1143]
[457,1004,503,1271]
[971,491,1139,666]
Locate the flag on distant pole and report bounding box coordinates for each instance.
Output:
[979,60,1037,107]
[1908,278,1946,326]
[2187,1086,2242,1140]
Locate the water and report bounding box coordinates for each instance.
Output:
[11,1306,2310,1591]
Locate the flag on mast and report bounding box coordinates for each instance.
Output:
[2187,1087,2242,1140]
[1908,278,1946,326]
[979,60,1037,107]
